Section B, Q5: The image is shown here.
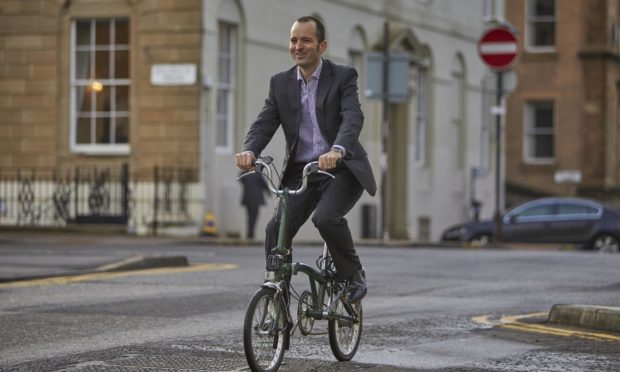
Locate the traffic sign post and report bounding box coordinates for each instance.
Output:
[477,26,519,244]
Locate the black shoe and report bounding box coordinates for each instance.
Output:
[346,268,367,303]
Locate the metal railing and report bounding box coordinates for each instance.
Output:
[0,164,196,234]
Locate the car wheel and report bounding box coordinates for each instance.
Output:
[590,234,620,253]
[469,234,491,247]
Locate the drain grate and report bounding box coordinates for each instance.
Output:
[59,352,247,372]
[109,353,246,371]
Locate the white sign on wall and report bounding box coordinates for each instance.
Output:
[364,52,410,103]
[554,170,582,184]
[151,64,197,86]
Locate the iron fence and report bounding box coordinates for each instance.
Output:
[0,164,196,234]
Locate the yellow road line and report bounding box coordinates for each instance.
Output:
[0,263,239,289]
[472,312,620,341]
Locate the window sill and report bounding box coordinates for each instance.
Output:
[520,51,559,63]
[520,159,555,168]
[71,144,130,156]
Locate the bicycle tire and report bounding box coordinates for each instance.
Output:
[328,298,362,361]
[243,287,289,372]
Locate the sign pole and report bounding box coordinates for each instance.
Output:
[477,24,519,244]
[493,71,503,243]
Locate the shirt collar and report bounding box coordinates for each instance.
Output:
[297,58,323,82]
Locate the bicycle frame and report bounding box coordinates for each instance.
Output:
[240,158,356,325]
[291,244,353,321]
[242,157,363,371]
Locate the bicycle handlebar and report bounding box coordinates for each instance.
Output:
[238,157,335,196]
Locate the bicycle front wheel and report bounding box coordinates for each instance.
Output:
[328,298,362,361]
[243,287,289,372]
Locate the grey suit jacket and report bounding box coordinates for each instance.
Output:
[243,59,377,196]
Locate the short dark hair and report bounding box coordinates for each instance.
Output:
[296,16,325,43]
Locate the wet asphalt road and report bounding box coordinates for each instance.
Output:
[1,236,619,371]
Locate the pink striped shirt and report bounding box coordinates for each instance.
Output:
[295,59,331,162]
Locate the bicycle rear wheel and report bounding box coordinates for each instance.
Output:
[328,298,362,361]
[243,287,289,372]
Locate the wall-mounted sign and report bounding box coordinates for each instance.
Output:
[364,52,410,103]
[554,170,582,184]
[150,64,197,86]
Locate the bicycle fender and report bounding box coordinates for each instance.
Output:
[262,281,283,294]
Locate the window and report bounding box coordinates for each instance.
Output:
[451,56,466,169]
[524,101,554,162]
[526,0,555,49]
[557,203,600,218]
[347,26,367,143]
[414,68,428,164]
[216,22,237,151]
[347,49,364,101]
[72,19,130,153]
[519,204,553,217]
[479,75,494,171]
[511,203,554,222]
[347,51,363,71]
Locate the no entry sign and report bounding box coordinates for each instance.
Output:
[478,27,519,70]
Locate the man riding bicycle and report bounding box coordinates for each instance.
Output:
[234,16,376,304]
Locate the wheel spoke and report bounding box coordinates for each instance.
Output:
[329,298,362,361]
[244,288,288,371]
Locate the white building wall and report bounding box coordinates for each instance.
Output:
[202,0,503,242]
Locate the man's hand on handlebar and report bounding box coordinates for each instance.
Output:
[235,151,256,172]
[318,149,343,171]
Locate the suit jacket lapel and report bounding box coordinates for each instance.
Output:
[287,70,301,132]
[316,60,333,135]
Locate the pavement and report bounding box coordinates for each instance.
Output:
[1,229,619,336]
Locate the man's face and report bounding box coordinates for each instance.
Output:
[289,21,326,70]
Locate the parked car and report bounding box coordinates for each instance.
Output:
[440,197,620,252]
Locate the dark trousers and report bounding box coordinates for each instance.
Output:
[264,163,364,281]
[246,204,260,239]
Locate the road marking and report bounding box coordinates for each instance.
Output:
[0,263,239,289]
[472,312,620,341]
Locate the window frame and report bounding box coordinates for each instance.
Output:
[70,18,131,155]
[525,0,556,52]
[215,21,237,154]
[523,100,555,164]
[450,57,466,169]
[414,67,429,166]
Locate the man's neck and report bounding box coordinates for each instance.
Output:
[299,60,321,82]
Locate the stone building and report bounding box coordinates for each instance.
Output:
[505,0,620,206]
[1,0,502,241]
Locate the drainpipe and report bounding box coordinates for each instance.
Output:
[199,0,212,223]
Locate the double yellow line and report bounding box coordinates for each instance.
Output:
[472,312,620,341]
[0,262,239,289]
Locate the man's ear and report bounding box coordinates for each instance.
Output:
[319,40,327,54]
